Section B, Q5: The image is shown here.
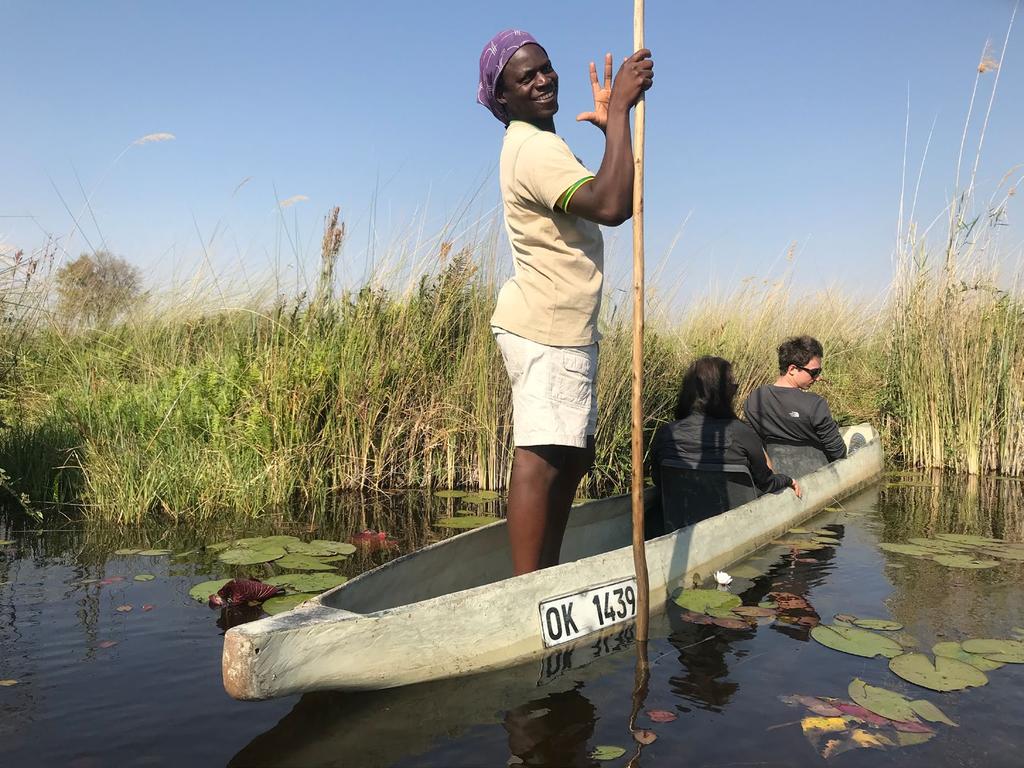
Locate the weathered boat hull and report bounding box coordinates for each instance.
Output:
[223,424,881,700]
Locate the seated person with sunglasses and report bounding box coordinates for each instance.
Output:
[743,336,847,467]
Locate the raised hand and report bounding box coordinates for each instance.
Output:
[576,50,653,131]
[576,53,614,130]
[609,49,654,112]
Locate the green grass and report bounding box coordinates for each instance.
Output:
[2,223,1019,525]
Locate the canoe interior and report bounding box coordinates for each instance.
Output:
[323,424,874,616]
[322,491,643,614]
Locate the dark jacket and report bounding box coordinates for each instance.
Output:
[649,413,793,494]
[743,385,847,462]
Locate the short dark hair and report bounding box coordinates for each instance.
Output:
[777,335,824,373]
[674,356,738,420]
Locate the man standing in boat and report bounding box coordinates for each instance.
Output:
[477,30,653,574]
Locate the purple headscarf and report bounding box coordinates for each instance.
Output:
[477,29,544,125]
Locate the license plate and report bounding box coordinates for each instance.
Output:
[539,577,638,648]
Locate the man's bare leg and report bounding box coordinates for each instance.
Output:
[507,438,595,575]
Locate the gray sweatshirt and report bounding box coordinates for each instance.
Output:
[742,385,847,462]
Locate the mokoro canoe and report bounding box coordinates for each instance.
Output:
[223,423,881,700]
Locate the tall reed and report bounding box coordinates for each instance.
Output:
[883,25,1024,476]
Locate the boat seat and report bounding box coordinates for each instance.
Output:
[659,459,758,533]
[847,432,867,455]
[766,443,829,478]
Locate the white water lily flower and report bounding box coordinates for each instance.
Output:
[713,570,733,586]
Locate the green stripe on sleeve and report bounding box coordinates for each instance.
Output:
[556,176,595,212]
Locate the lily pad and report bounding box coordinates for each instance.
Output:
[674,589,741,614]
[205,540,236,551]
[310,540,357,555]
[259,535,302,546]
[590,746,626,761]
[732,606,776,618]
[188,578,232,602]
[895,731,936,747]
[907,539,969,554]
[433,489,468,498]
[981,548,1024,561]
[137,549,172,556]
[933,641,1005,671]
[274,554,336,571]
[633,729,657,745]
[727,564,765,579]
[229,536,277,547]
[810,624,904,658]
[679,610,715,625]
[645,709,678,723]
[263,574,298,587]
[133,574,155,582]
[852,618,903,631]
[961,638,1024,663]
[932,554,1000,569]
[284,541,338,557]
[219,546,286,565]
[263,593,318,615]
[878,543,937,557]
[114,548,141,555]
[908,698,957,727]
[889,653,988,691]
[316,554,350,563]
[436,515,496,529]
[266,573,348,593]
[780,694,844,717]
[848,679,917,722]
[813,536,841,546]
[474,490,501,500]
[936,533,1002,546]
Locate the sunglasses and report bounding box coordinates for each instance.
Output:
[796,365,822,378]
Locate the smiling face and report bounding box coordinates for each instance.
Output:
[495,43,558,127]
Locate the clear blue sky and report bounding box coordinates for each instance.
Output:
[3,1,1021,301]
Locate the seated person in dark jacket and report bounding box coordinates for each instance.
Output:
[650,356,801,497]
[743,335,847,463]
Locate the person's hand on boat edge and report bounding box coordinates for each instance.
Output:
[791,479,802,498]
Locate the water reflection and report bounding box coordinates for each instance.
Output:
[227,626,642,768]
[216,603,264,632]
[665,623,743,713]
[875,474,1024,645]
[3,476,1024,767]
[504,686,597,767]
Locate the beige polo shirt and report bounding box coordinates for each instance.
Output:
[491,120,604,346]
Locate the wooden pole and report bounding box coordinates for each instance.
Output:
[630,0,650,644]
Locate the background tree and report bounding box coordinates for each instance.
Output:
[55,250,142,327]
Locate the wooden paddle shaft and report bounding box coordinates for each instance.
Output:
[630,0,650,644]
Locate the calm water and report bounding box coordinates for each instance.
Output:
[2,476,1023,767]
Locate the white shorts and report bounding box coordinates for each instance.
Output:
[493,328,598,448]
